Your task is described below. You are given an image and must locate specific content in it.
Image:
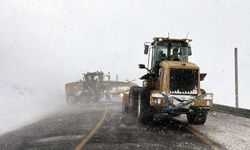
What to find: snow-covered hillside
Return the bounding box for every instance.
[0,81,66,136]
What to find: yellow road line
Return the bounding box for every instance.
[184,125,221,150]
[74,110,107,150]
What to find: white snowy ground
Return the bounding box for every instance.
[179,111,250,150]
[0,81,67,136]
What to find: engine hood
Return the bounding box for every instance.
[160,61,199,70]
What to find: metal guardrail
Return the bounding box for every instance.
[211,104,250,119]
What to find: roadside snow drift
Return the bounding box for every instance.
[0,81,66,136]
[179,111,250,150]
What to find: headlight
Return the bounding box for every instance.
[203,93,213,100]
[151,92,165,105]
[152,92,164,98]
[157,98,163,104]
[151,97,164,105]
[120,93,124,97]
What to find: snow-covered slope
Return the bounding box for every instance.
[0,81,66,136]
[178,111,250,150]
[193,111,250,150]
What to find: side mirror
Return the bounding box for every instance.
[144,44,149,54]
[188,47,192,56]
[200,73,207,81]
[138,64,146,69]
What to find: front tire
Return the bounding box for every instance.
[187,108,208,125]
[200,89,206,95]
[137,88,153,124]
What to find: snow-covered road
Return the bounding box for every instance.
[1,81,250,149]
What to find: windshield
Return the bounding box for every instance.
[155,46,190,62]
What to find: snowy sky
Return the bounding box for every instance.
[0,0,250,108]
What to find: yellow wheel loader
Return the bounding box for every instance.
[122,37,213,125]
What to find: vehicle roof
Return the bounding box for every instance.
[151,37,192,45]
[84,71,104,76]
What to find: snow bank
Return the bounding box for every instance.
[179,111,250,150]
[0,81,67,136]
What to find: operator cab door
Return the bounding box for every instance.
[144,44,161,72]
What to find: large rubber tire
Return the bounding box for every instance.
[137,88,153,124]
[200,89,206,95]
[128,86,141,115]
[66,96,78,105]
[187,109,208,125]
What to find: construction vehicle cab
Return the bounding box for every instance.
[123,37,213,125]
[144,37,192,71]
[83,71,104,83]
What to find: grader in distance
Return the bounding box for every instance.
[122,37,213,125]
[65,71,135,104]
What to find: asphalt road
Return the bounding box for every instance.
[0,100,212,150]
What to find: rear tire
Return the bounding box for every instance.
[66,96,78,105]
[137,88,153,124]
[187,108,208,125]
